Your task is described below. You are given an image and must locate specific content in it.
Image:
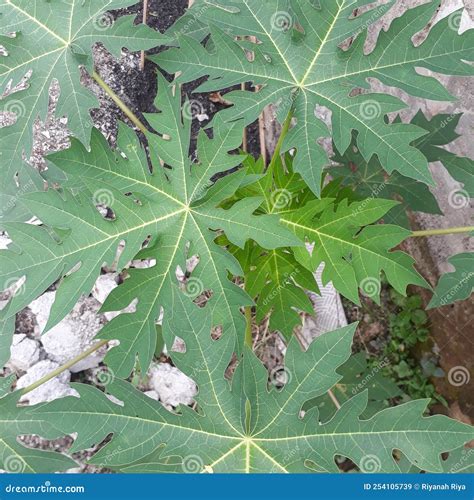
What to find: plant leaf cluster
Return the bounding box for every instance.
[0,0,473,474]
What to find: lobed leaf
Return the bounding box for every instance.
[9,287,473,473]
[0,0,169,223]
[0,77,299,376]
[154,0,473,196]
[428,252,474,308]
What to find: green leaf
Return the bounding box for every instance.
[0,0,169,223]
[442,447,474,474]
[154,1,473,196]
[220,155,319,338]
[0,76,300,376]
[305,352,403,421]
[18,288,474,473]
[221,153,428,326]
[0,374,15,398]
[410,111,474,197]
[330,111,457,228]
[428,253,474,308]
[279,197,430,305]
[247,247,317,339]
[0,316,15,368]
[0,392,76,473]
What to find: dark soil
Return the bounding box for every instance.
[91,0,262,160]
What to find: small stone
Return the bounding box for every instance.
[144,390,159,401]
[16,360,77,405]
[7,334,41,372]
[29,292,106,372]
[92,274,118,304]
[148,363,197,407]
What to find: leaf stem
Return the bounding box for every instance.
[266,109,293,173]
[411,226,474,238]
[244,307,253,348]
[92,70,148,135]
[21,340,109,396]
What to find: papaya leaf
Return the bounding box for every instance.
[154,0,473,196]
[218,155,320,339]
[280,197,430,305]
[305,352,403,422]
[410,111,474,197]
[330,111,461,228]
[0,76,300,377]
[0,0,170,223]
[15,288,474,473]
[220,153,428,332]
[428,252,474,308]
[0,392,76,473]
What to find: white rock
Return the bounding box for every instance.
[148,363,197,407]
[29,292,106,372]
[0,234,11,250]
[28,292,56,333]
[130,259,156,269]
[7,334,40,372]
[91,271,138,321]
[16,360,77,405]
[92,274,118,305]
[144,390,159,401]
